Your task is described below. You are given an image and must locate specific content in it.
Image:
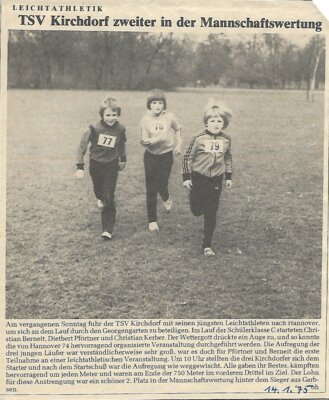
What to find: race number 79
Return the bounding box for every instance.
[98,134,116,148]
[204,139,223,153]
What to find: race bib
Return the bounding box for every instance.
[204,139,223,153]
[151,122,165,135]
[97,134,116,148]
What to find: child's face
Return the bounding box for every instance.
[206,116,224,134]
[150,100,164,116]
[103,107,118,126]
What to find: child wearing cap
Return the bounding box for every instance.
[140,89,182,232]
[182,99,233,256]
[75,96,127,240]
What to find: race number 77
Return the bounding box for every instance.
[97,134,116,148]
[103,136,112,146]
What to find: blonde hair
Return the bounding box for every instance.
[99,96,121,118]
[203,98,232,129]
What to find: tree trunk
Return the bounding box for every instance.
[308,51,321,102]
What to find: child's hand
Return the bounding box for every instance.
[119,161,126,171]
[183,180,193,190]
[174,145,181,155]
[225,180,232,189]
[142,138,158,146]
[143,134,166,146]
[75,170,84,179]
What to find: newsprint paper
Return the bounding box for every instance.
[1,0,329,399]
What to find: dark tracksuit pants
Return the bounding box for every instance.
[190,171,223,248]
[89,158,119,234]
[144,150,173,223]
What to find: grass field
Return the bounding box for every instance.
[5,88,324,319]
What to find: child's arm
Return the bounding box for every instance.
[182,135,198,189]
[174,128,182,155]
[140,118,153,146]
[140,123,163,146]
[172,114,183,155]
[224,141,233,189]
[118,129,127,171]
[75,128,92,179]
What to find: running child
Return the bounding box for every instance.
[75,96,127,240]
[182,100,233,256]
[140,89,182,231]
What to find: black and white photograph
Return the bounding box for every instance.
[2,0,329,398]
[5,28,325,320]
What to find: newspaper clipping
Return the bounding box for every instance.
[1,0,328,398]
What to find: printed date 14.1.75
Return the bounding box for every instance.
[264,384,319,394]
